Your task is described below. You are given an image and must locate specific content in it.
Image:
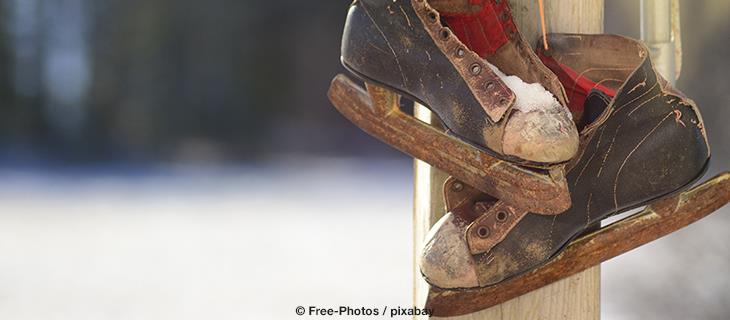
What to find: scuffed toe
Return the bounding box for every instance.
[502,104,579,163]
[419,213,479,289]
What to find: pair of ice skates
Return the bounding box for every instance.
[328,0,729,316]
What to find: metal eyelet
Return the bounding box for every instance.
[440,28,450,39]
[428,11,438,22]
[477,226,491,238]
[486,81,495,90]
[496,211,508,222]
[456,47,466,57]
[470,63,482,75]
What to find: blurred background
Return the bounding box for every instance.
[0,0,727,319]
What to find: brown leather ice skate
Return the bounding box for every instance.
[328,0,580,214]
[340,0,577,165]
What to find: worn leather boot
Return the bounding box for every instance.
[420,34,711,289]
[341,0,579,166]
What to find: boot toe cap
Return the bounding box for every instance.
[502,106,579,163]
[419,213,479,289]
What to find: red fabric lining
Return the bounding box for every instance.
[538,53,617,113]
[440,0,516,57]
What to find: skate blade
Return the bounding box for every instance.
[425,171,730,317]
[328,74,571,215]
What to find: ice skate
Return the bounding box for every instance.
[328,0,579,213]
[420,34,728,316]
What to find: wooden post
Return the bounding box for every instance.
[414,1,604,319]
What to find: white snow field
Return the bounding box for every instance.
[0,159,727,320]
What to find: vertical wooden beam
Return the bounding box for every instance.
[413,108,450,316]
[414,1,604,319]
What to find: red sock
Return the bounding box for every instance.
[439,0,517,57]
[439,0,616,114]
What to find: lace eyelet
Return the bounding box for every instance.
[440,29,450,39]
[496,211,508,222]
[477,226,490,238]
[428,11,438,22]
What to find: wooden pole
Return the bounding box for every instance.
[414,1,604,319]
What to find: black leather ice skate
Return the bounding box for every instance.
[421,34,713,290]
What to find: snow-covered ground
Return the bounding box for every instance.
[0,159,727,320]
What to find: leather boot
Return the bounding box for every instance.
[341,0,579,165]
[420,34,711,289]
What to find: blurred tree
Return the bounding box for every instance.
[81,0,366,162]
[0,0,48,152]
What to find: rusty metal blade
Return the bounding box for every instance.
[328,74,571,214]
[426,172,730,317]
